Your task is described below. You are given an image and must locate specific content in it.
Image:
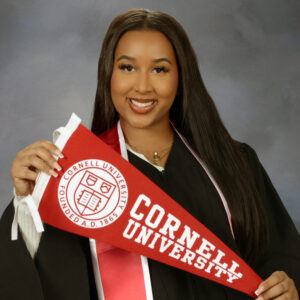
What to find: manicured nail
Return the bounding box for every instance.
[255,286,264,296]
[49,169,58,177]
[53,162,62,171]
[54,150,64,159]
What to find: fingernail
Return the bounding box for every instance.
[49,170,58,177]
[255,286,263,296]
[54,150,64,159]
[53,162,62,171]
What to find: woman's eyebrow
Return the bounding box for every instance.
[116,55,172,64]
[116,55,135,62]
[153,58,172,64]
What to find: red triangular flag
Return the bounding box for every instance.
[34,113,261,298]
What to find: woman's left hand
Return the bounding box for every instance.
[255,271,299,300]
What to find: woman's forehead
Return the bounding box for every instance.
[114,30,176,62]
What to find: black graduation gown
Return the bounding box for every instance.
[0,135,299,299]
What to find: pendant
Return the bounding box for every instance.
[153,151,161,165]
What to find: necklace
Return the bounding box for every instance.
[127,140,174,166]
[152,146,172,165]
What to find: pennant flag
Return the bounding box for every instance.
[25,113,261,298]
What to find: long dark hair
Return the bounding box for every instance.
[91,8,268,264]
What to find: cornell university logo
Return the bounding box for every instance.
[58,159,128,228]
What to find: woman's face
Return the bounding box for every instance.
[110,30,179,131]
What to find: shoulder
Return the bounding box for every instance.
[237,141,258,156]
[235,141,261,168]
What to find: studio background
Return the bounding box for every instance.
[0,0,299,229]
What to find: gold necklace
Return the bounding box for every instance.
[152,146,172,165]
[127,141,174,166]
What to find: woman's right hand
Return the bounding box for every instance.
[10,140,64,196]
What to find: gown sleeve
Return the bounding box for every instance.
[241,143,300,291]
[0,201,45,299]
[0,200,98,300]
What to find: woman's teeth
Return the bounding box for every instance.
[130,99,155,108]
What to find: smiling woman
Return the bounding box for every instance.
[1,7,300,300]
[110,30,178,166]
[111,30,178,126]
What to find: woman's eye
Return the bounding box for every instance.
[153,66,169,73]
[118,64,134,72]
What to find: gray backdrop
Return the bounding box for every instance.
[0,0,299,229]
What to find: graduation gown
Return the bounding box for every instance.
[1,134,299,299]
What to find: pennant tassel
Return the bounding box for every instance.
[11,195,44,240]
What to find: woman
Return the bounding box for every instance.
[1,8,299,300]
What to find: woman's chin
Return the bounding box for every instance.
[123,119,154,130]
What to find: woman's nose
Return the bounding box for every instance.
[134,71,153,94]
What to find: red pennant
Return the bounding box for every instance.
[37,114,261,298]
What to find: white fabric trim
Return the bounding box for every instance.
[53,113,82,149]
[11,194,44,240]
[89,239,105,300]
[141,256,154,300]
[173,128,235,238]
[12,191,42,257]
[117,121,128,160]
[118,121,154,300]
[11,113,82,241]
[33,113,81,207]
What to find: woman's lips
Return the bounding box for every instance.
[127,97,157,114]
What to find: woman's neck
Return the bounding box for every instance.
[120,119,174,167]
[121,120,174,149]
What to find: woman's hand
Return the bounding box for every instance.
[255,271,299,300]
[10,140,63,196]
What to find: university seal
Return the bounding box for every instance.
[57,159,128,228]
